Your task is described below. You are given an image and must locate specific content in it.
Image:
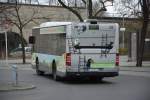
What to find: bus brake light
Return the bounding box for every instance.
[66,53,71,66]
[115,53,119,66]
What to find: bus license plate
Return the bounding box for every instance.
[89,69,99,71]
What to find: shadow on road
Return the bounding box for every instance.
[62,79,114,85]
[39,74,115,85]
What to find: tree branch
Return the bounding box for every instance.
[58,0,83,22]
[81,0,86,4]
[14,5,23,28]
[94,1,107,17]
[22,9,36,27]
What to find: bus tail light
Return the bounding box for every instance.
[66,53,71,66]
[115,53,119,66]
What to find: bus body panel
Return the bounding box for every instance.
[31,21,119,78]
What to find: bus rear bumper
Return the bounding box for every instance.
[66,71,119,78]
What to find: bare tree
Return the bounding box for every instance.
[2,1,38,64]
[58,0,113,21]
[115,0,141,17]
[137,0,150,66]
[115,0,150,67]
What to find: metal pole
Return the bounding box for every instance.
[5,31,8,65]
[128,32,132,61]
[122,14,126,48]
[12,65,18,86]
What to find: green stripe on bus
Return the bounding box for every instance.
[91,63,115,68]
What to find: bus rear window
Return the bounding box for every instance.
[89,25,99,30]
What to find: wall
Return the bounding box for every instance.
[10,5,86,41]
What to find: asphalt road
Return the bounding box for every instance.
[0,65,150,100]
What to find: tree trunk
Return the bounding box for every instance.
[136,0,149,67]
[20,29,26,64]
[87,0,93,19]
[136,19,148,67]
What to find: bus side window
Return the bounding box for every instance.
[29,36,35,44]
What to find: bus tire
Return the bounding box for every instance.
[36,58,44,75]
[52,61,60,81]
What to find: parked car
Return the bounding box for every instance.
[10,47,31,58]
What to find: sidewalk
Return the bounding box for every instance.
[0,59,31,65]
[0,59,35,91]
[0,59,32,70]
[120,56,150,72]
[0,59,31,69]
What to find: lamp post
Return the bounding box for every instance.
[0,30,8,65]
[5,31,8,65]
[122,14,126,48]
[0,18,11,66]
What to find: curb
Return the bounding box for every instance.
[0,82,36,92]
[120,69,150,73]
[119,66,150,73]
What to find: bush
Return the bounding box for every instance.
[119,48,128,55]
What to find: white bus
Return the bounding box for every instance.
[29,20,119,81]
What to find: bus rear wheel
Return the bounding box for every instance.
[36,58,44,75]
[52,61,60,81]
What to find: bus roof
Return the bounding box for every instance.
[40,22,72,28]
[33,21,119,29]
